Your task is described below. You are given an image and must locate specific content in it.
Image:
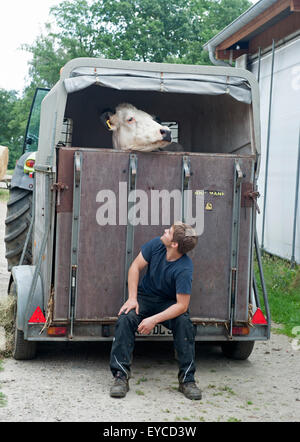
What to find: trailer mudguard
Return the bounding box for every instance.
[11,266,44,331]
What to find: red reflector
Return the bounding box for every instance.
[47,327,67,336]
[252,307,267,325]
[29,172,34,178]
[28,306,46,323]
[26,159,35,168]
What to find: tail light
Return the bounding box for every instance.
[47,327,67,337]
[232,326,250,335]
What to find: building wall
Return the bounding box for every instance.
[251,36,300,263]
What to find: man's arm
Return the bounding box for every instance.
[118,252,148,315]
[137,294,191,335]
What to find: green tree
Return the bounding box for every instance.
[25,0,251,88]
[0,86,39,168]
[0,89,23,168]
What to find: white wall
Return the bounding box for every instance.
[251,37,300,263]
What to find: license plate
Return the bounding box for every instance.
[136,324,173,337]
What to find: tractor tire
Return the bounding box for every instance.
[221,341,255,360]
[5,187,33,271]
[9,282,37,360]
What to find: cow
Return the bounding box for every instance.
[100,103,172,152]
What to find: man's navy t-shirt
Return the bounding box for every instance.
[138,236,193,301]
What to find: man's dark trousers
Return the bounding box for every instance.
[110,293,196,383]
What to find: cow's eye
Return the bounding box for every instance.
[127,117,134,123]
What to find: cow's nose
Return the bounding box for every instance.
[160,129,172,142]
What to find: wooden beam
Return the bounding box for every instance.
[290,0,300,11]
[217,0,290,50]
[216,49,248,60]
[249,12,300,53]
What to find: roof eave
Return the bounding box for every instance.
[203,0,279,51]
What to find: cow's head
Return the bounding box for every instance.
[100,103,172,152]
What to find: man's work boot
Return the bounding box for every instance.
[110,371,129,398]
[179,381,202,400]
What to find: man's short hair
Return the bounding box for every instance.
[172,221,198,255]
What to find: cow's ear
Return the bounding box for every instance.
[99,108,115,131]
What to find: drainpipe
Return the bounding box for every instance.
[207,44,231,67]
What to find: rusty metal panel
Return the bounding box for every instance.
[55,148,74,213]
[54,212,72,320]
[53,147,74,320]
[54,148,254,324]
[54,148,129,320]
[132,152,183,259]
[75,150,129,320]
[187,155,254,321]
[184,155,233,320]
[235,158,255,321]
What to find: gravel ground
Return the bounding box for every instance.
[0,200,300,422]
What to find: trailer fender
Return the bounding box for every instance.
[11,265,44,331]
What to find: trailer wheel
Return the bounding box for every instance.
[9,282,37,360]
[221,341,254,360]
[5,187,33,271]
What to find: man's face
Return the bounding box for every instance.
[161,226,174,247]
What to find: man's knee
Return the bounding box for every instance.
[116,310,140,330]
[171,313,195,337]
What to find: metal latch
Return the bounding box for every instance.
[51,182,69,206]
[246,190,260,213]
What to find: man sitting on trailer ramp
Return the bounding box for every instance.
[109,221,202,400]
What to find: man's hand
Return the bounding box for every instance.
[118,299,139,316]
[138,317,157,335]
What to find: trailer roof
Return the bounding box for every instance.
[62,60,253,104]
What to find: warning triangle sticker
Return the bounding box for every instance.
[252,307,267,325]
[28,306,46,323]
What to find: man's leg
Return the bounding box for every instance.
[110,309,141,379]
[109,294,154,397]
[109,310,141,398]
[163,312,202,400]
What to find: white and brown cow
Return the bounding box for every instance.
[101,103,172,152]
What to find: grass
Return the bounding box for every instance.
[135,389,145,396]
[0,391,6,407]
[254,254,300,337]
[136,376,148,385]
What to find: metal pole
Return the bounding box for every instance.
[261,39,276,251]
[255,230,271,339]
[257,47,261,84]
[291,126,300,268]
